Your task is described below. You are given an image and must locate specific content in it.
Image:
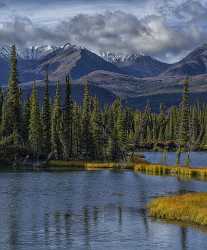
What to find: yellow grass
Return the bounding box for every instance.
[148,193,207,226]
[47,161,207,180]
[47,160,134,170]
[134,163,207,180]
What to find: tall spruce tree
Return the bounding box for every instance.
[116,106,127,158]
[91,97,103,160]
[191,105,200,146]
[107,126,120,160]
[51,81,62,159]
[72,104,82,158]
[158,104,167,143]
[81,81,93,159]
[2,45,22,142]
[42,71,51,155]
[62,75,73,159]
[29,83,42,156]
[22,97,31,143]
[178,78,190,149]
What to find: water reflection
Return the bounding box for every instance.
[0,171,206,250]
[144,151,207,167]
[180,227,188,250]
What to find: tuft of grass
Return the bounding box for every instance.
[134,163,207,180]
[148,193,207,226]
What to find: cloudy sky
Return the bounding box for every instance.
[0,0,207,62]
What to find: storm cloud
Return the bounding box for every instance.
[1,0,207,62]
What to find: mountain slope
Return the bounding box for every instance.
[0,45,123,85]
[2,44,207,110]
[21,81,116,107]
[102,52,170,77]
[162,44,207,76]
[0,57,9,84]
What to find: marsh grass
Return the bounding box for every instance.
[47,160,135,170]
[47,161,207,181]
[148,193,207,226]
[134,163,207,180]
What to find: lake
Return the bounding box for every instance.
[144,151,207,167]
[0,170,207,250]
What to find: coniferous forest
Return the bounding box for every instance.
[1,45,207,164]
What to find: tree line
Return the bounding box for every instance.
[0,45,206,163]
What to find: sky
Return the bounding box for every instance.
[0,0,207,62]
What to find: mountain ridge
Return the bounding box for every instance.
[1,43,207,109]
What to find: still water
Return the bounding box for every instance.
[0,170,207,250]
[144,151,207,167]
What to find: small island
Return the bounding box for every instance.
[148,192,207,226]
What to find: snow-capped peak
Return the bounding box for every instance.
[0,45,60,60]
[100,51,146,63]
[0,43,82,60]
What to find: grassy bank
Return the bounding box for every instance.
[48,161,207,178]
[35,160,207,181]
[134,163,207,180]
[47,160,135,170]
[148,193,207,226]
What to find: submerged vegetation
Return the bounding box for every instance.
[1,45,207,165]
[148,193,207,226]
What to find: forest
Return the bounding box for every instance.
[0,45,206,164]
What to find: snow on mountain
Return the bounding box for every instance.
[101,51,170,77]
[100,51,145,64]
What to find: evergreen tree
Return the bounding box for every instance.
[138,104,151,146]
[62,75,73,159]
[91,97,103,160]
[106,128,120,161]
[22,97,31,143]
[72,104,82,158]
[158,104,167,143]
[42,71,51,155]
[51,81,62,159]
[116,106,127,158]
[191,105,200,146]
[2,45,22,142]
[178,78,190,149]
[28,83,42,156]
[81,81,93,159]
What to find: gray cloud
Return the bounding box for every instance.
[55,9,207,62]
[173,0,207,19]
[0,2,6,8]
[1,2,207,62]
[0,16,65,47]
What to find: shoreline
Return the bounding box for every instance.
[2,160,207,181]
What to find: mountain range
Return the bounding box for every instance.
[1,43,207,110]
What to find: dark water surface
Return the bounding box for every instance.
[0,170,207,250]
[144,151,207,167]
